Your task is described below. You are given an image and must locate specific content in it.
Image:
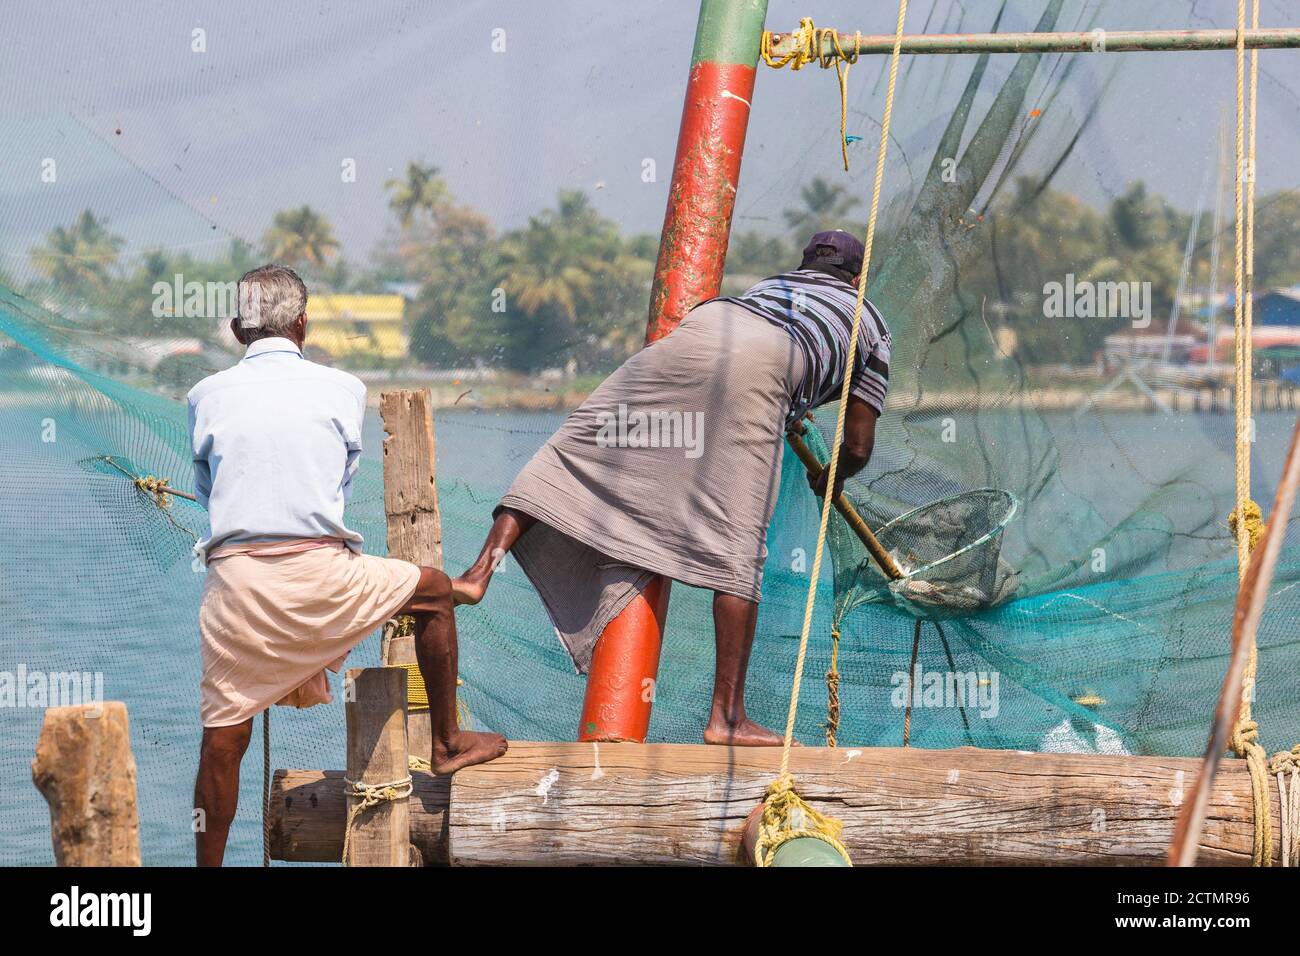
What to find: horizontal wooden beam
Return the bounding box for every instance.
[269,741,1280,866]
[765,27,1300,58]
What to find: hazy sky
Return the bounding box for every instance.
[1,0,1297,280]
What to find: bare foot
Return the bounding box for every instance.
[450,573,487,606]
[432,730,508,774]
[703,718,789,747]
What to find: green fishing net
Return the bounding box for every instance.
[1,1,1298,866]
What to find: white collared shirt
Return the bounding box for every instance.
[187,337,367,562]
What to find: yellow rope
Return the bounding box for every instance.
[341,773,412,863]
[754,0,909,869]
[133,474,174,507]
[761,18,863,171]
[902,619,922,746]
[392,662,472,775]
[392,662,471,727]
[1227,500,1265,552]
[754,774,853,866]
[1224,0,1297,867]
[824,627,841,747]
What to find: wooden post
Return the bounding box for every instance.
[379,388,442,571]
[379,388,443,764]
[343,667,412,866]
[31,702,141,866]
[270,741,1280,866]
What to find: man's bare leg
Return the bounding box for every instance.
[402,566,508,773]
[703,593,786,746]
[451,507,536,605]
[194,718,253,866]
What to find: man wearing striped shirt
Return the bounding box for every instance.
[453,229,888,747]
[719,229,890,501]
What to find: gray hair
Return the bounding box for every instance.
[237,265,307,334]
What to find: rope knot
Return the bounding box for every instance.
[754,773,851,867]
[342,774,413,863]
[1271,745,1300,776]
[134,475,173,507]
[1227,499,1265,551]
[761,18,867,171]
[765,773,796,801]
[1231,717,1260,755]
[345,775,413,811]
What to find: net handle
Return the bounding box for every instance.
[787,425,903,580]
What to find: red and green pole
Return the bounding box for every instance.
[646,0,770,343]
[577,0,769,743]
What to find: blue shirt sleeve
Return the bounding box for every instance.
[187,396,213,511]
[339,383,365,503]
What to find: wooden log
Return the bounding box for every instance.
[270,769,450,864]
[31,702,141,866]
[344,668,412,866]
[270,741,1280,866]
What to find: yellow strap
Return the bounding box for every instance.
[754,0,909,868]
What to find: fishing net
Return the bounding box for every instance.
[2,0,1299,866]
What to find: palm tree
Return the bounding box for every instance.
[30,210,124,296]
[782,176,862,236]
[385,161,449,229]
[493,190,624,370]
[261,206,340,268]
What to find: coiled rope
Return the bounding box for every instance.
[761,18,864,171]
[753,0,909,868]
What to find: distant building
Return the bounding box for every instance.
[1256,287,1300,327]
[307,294,407,361]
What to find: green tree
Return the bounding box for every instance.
[726,230,792,279]
[261,206,340,269]
[1251,191,1300,291]
[30,210,124,300]
[491,190,649,372]
[403,203,498,367]
[783,176,862,236]
[385,160,449,230]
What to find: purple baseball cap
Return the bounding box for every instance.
[801,229,865,276]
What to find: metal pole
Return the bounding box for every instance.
[765,26,1300,58]
[578,0,769,744]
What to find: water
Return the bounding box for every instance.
[1,403,1295,865]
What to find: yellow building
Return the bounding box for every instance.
[307,294,407,360]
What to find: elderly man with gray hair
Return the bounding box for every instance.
[186,264,506,866]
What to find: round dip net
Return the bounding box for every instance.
[858,488,1020,618]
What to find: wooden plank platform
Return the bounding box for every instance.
[269,741,1278,866]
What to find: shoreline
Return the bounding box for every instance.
[363,380,1300,415]
[3,372,1296,416]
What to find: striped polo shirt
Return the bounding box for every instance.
[717,269,891,425]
